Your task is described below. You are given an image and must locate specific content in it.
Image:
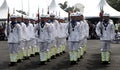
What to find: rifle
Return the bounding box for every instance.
[67,12,71,39]
[100,20,103,36]
[37,8,40,37]
[7,8,10,37]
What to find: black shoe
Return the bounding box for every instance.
[60,52,63,55]
[56,54,60,57]
[23,56,27,60]
[47,59,50,62]
[39,61,46,65]
[101,61,110,64]
[23,56,30,60]
[80,56,83,59]
[35,52,39,55]
[63,51,66,53]
[84,51,87,54]
[70,61,77,65]
[51,55,56,59]
[77,58,80,62]
[26,56,30,60]
[17,59,22,63]
[30,54,35,57]
[9,62,17,66]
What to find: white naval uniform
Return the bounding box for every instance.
[35,22,51,61]
[96,19,115,62]
[17,22,26,60]
[8,23,21,62]
[96,19,115,52]
[24,23,31,57]
[49,20,58,57]
[81,20,89,53]
[68,22,84,61]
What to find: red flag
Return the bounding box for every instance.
[99,10,104,18]
[99,7,104,21]
[99,6,104,18]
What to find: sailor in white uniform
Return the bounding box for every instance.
[96,13,115,64]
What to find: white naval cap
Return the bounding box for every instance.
[29,17,36,20]
[34,17,38,21]
[70,13,76,17]
[55,16,59,19]
[76,12,83,16]
[103,13,110,16]
[50,13,55,16]
[41,14,50,18]
[24,16,30,19]
[60,17,65,20]
[10,14,21,18]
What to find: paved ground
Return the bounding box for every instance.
[0,40,120,70]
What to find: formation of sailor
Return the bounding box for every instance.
[7,12,68,66]
[96,13,115,64]
[7,12,116,66]
[7,14,38,66]
[67,12,89,64]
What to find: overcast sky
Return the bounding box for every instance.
[0,0,99,17]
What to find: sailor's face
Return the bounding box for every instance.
[76,16,80,21]
[71,16,76,21]
[79,15,83,20]
[41,18,45,22]
[103,16,109,21]
[17,17,21,22]
[24,19,29,23]
[46,18,49,21]
[11,18,16,22]
[50,16,55,20]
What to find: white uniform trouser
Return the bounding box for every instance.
[68,41,79,61]
[8,43,18,62]
[101,40,111,52]
[82,38,87,46]
[62,38,67,46]
[36,38,40,52]
[56,38,62,53]
[18,41,25,59]
[39,42,49,61]
[51,39,57,56]
[24,40,31,57]
[30,38,36,54]
[39,42,49,52]
[8,43,18,54]
[68,41,79,51]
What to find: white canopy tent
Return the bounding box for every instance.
[0,0,26,20]
[0,0,8,20]
[84,0,120,18]
[49,0,68,18]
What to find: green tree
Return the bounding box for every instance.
[107,0,120,11]
[59,1,74,13]
[59,1,68,10]
[16,10,27,15]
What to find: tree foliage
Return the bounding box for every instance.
[59,1,74,13]
[107,0,120,11]
[16,10,27,15]
[59,1,68,10]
